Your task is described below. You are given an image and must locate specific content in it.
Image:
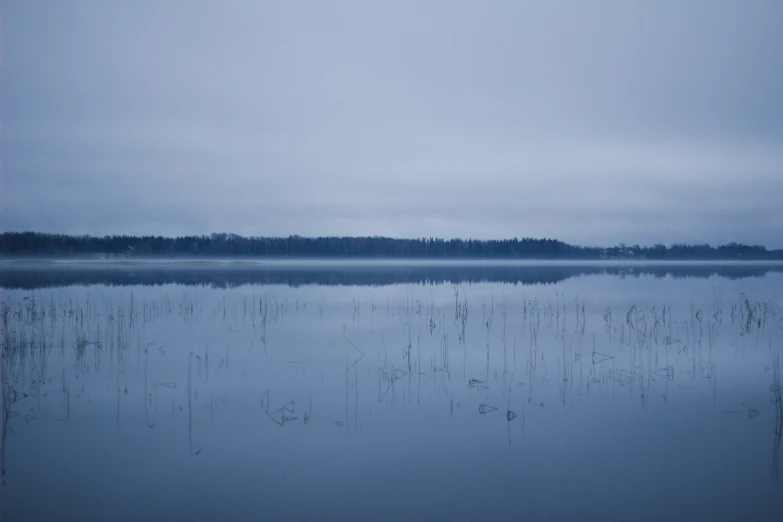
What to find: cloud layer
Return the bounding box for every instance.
[2,1,782,246]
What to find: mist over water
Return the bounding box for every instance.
[1,264,782,521]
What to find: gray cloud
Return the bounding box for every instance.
[2,0,782,247]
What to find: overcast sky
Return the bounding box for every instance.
[2,1,782,247]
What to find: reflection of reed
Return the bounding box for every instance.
[772,353,782,480]
[144,346,155,429]
[188,351,201,456]
[1,353,6,484]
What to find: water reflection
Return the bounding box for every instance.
[1,270,782,521]
[1,260,783,289]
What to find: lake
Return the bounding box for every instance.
[1,261,782,521]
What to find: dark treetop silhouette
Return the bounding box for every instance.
[1,232,782,260]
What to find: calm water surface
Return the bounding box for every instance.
[1,262,782,521]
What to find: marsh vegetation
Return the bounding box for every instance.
[1,265,782,521]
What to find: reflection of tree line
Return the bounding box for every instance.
[1,263,783,289]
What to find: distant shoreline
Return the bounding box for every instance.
[2,232,782,261]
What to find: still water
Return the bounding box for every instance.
[1,262,782,521]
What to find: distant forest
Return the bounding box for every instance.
[0,232,781,260]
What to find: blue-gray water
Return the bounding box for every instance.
[1,262,782,521]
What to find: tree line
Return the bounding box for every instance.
[0,232,781,260]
